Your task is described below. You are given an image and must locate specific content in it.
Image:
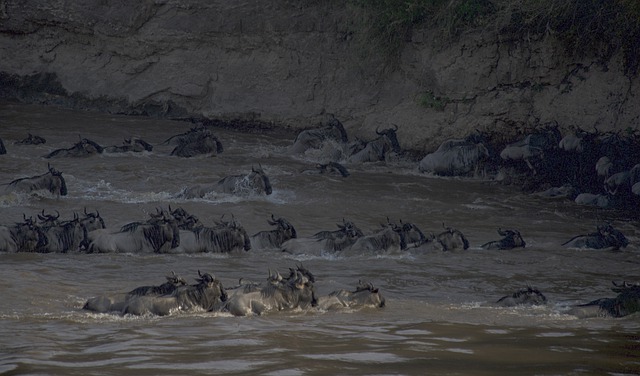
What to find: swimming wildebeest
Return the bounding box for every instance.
[0,215,44,252]
[481,228,526,250]
[0,164,67,197]
[180,165,272,198]
[14,133,46,145]
[348,125,402,163]
[104,137,153,153]
[78,208,106,233]
[289,116,348,155]
[562,223,629,250]
[167,206,201,230]
[496,287,547,307]
[316,280,386,311]
[280,219,365,255]
[436,224,470,251]
[223,267,318,316]
[568,281,640,318]
[36,213,88,253]
[250,215,297,251]
[418,133,490,176]
[342,219,427,255]
[87,212,180,253]
[83,271,188,313]
[121,271,228,316]
[0,138,5,154]
[45,137,104,158]
[170,129,223,157]
[171,216,251,253]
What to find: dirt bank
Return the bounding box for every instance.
[1,0,638,152]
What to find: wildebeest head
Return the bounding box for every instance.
[169,206,201,230]
[327,117,349,143]
[375,124,401,153]
[268,214,297,240]
[217,216,251,251]
[286,264,316,284]
[482,228,526,250]
[287,270,318,307]
[392,220,428,249]
[598,223,629,250]
[79,207,106,232]
[611,280,640,293]
[37,209,60,226]
[197,270,228,303]
[436,224,470,251]
[44,164,67,196]
[353,280,386,308]
[15,214,46,252]
[496,287,547,307]
[250,166,272,195]
[126,137,154,152]
[14,133,46,145]
[81,138,103,153]
[142,210,181,250]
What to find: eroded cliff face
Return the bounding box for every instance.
[0,0,637,151]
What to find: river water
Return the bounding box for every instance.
[0,102,639,375]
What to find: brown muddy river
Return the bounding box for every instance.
[1,102,639,375]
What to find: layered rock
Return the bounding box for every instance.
[0,0,637,152]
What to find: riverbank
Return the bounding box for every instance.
[1,0,638,152]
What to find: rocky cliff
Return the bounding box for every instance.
[1,0,638,152]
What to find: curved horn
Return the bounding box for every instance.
[376,126,383,135]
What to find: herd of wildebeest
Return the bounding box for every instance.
[0,116,639,319]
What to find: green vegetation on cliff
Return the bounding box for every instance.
[351,0,640,75]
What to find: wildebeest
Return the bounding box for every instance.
[250,215,297,251]
[562,223,629,250]
[301,162,350,177]
[0,138,5,154]
[281,219,364,255]
[83,271,188,313]
[348,125,402,163]
[78,208,106,232]
[37,213,88,253]
[0,164,67,197]
[500,125,561,164]
[568,281,640,318]
[223,267,317,316]
[418,133,490,176]
[14,133,46,145]
[87,215,180,253]
[312,219,364,241]
[168,206,201,230]
[289,116,348,155]
[0,215,44,252]
[435,224,470,251]
[496,287,547,307]
[45,137,104,158]
[170,128,223,157]
[171,217,251,253]
[104,137,153,153]
[342,219,427,254]
[316,280,386,311]
[603,163,640,196]
[181,166,272,198]
[122,271,228,316]
[574,192,612,208]
[481,228,526,250]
